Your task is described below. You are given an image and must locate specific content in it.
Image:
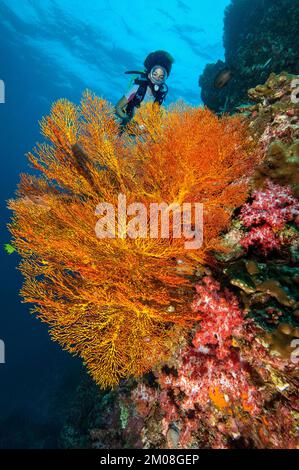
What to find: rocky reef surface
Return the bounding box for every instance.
[59,72,299,449]
[199,0,299,113]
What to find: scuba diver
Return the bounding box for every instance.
[115,50,174,130]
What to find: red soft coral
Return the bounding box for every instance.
[131,273,298,449]
[239,180,299,254]
[158,348,262,415]
[241,180,299,229]
[191,276,244,358]
[240,224,280,253]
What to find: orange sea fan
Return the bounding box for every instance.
[8,91,259,388]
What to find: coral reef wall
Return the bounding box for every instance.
[7,10,299,445]
[8,98,258,389]
[126,73,299,449]
[199,0,299,113]
[59,72,299,450]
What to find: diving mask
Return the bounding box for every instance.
[149,65,167,88]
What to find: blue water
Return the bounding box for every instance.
[0,0,229,448]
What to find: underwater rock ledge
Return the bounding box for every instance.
[199,0,299,113]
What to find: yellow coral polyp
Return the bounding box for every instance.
[8,91,259,388]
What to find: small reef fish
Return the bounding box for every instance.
[214,67,233,89]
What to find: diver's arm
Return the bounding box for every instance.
[115,95,129,119]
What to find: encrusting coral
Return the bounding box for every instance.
[253,140,299,196]
[7,92,258,388]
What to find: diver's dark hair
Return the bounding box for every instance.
[144,50,174,76]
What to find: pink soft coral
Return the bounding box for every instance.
[191,276,244,358]
[240,224,280,253]
[131,278,298,448]
[240,180,299,254]
[158,348,262,415]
